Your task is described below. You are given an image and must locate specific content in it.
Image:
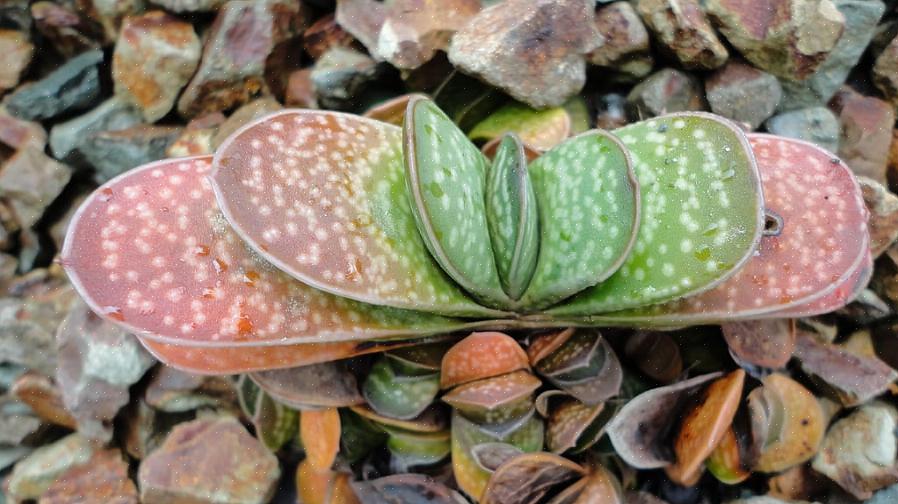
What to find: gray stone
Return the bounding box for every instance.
[636,0,728,69]
[626,68,707,119]
[5,50,103,121]
[0,147,72,229]
[868,484,898,504]
[0,445,32,472]
[589,2,654,78]
[49,97,143,162]
[782,0,886,109]
[0,395,41,444]
[311,47,382,110]
[56,300,156,442]
[0,284,77,377]
[765,106,841,152]
[78,124,183,183]
[5,433,95,502]
[706,61,782,129]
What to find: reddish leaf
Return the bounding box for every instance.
[296,460,359,504]
[442,370,541,425]
[721,320,796,369]
[441,332,530,389]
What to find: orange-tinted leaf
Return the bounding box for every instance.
[752,373,825,473]
[482,452,585,504]
[722,320,796,369]
[301,408,342,471]
[441,332,530,389]
[546,399,605,454]
[528,329,574,368]
[443,370,541,425]
[250,362,364,409]
[363,94,428,126]
[296,460,360,504]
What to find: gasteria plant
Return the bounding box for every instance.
[60,96,870,375]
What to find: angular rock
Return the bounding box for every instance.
[626,68,706,119]
[138,416,280,504]
[31,1,103,58]
[706,61,782,129]
[859,176,898,257]
[165,112,225,158]
[0,146,71,229]
[765,106,841,152]
[0,29,33,92]
[5,49,103,121]
[49,97,143,162]
[874,32,898,111]
[285,68,317,108]
[5,433,95,502]
[144,366,237,413]
[0,283,76,376]
[782,0,886,109]
[588,2,654,78]
[636,0,728,69]
[0,395,42,445]
[113,11,201,122]
[448,0,603,109]
[76,0,147,42]
[177,0,307,118]
[830,86,895,183]
[310,47,381,110]
[303,13,356,60]
[812,401,898,499]
[705,0,846,81]
[210,97,281,150]
[79,124,182,183]
[56,301,156,442]
[149,0,225,12]
[0,109,47,151]
[39,449,138,504]
[10,372,77,429]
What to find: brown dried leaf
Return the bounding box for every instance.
[482,452,586,504]
[721,320,796,369]
[250,361,364,409]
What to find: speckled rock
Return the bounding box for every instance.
[0,282,76,376]
[5,49,102,121]
[113,11,200,122]
[79,124,182,183]
[149,0,225,12]
[782,0,885,109]
[310,47,381,110]
[636,0,728,69]
[765,106,841,152]
[210,97,282,149]
[705,0,846,81]
[49,97,143,162]
[5,433,95,502]
[830,86,895,183]
[56,300,156,442]
[176,0,308,118]
[0,146,71,228]
[589,2,654,78]
[0,29,33,93]
[626,68,706,119]
[138,416,280,504]
[448,0,603,109]
[706,61,782,129]
[38,449,138,504]
[859,176,898,257]
[76,0,146,42]
[31,1,103,57]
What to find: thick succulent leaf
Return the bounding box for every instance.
[793,330,897,407]
[469,102,572,151]
[363,357,440,420]
[210,110,499,317]
[592,134,868,324]
[706,428,751,485]
[485,133,539,300]
[384,428,451,468]
[536,331,623,405]
[350,404,447,433]
[623,331,683,384]
[546,465,623,504]
[546,399,605,454]
[340,409,388,464]
[404,96,509,307]
[441,332,530,389]
[250,361,363,409]
[751,373,825,473]
[442,370,541,425]
[452,411,545,500]
[296,461,360,504]
[351,474,468,504]
[528,329,575,368]
[607,373,721,469]
[481,452,585,504]
[386,341,452,374]
[552,113,763,315]
[768,249,872,318]
[255,391,299,452]
[665,370,745,486]
[471,443,524,472]
[721,320,796,370]
[363,93,427,126]
[60,156,478,356]
[301,408,342,471]
[521,131,639,309]
[236,374,261,418]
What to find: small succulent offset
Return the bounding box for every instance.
[60,95,870,375]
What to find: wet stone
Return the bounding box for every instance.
[79,124,183,184]
[31,1,104,58]
[5,49,103,121]
[0,29,34,93]
[830,86,896,183]
[706,61,782,130]
[138,416,280,504]
[0,146,72,229]
[636,0,728,70]
[705,0,846,81]
[588,2,654,79]
[5,433,95,502]
[49,97,143,163]
[38,448,138,504]
[765,106,841,152]
[859,176,898,257]
[448,0,603,109]
[113,10,201,122]
[310,47,382,110]
[626,68,706,119]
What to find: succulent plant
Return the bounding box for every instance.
[59,96,869,376]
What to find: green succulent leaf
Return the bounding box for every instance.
[442,370,542,425]
[384,427,451,467]
[363,356,441,420]
[550,113,764,315]
[339,408,389,464]
[469,101,571,151]
[521,131,639,309]
[485,134,540,300]
[255,392,299,452]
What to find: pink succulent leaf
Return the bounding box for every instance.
[211,109,502,317]
[60,155,471,353]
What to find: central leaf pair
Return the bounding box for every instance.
[404,98,639,310]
